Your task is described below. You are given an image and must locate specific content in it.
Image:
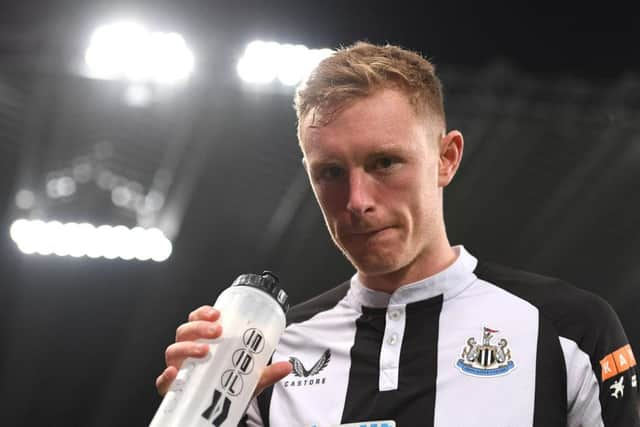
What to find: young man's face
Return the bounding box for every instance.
[300,88,455,280]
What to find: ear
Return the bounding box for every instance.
[438,130,464,187]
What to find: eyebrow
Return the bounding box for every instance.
[364,143,415,160]
[368,145,406,156]
[306,158,342,171]
[306,144,410,168]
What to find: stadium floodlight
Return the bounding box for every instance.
[9,219,173,262]
[84,22,194,84]
[276,43,310,86]
[236,40,281,84]
[46,176,77,199]
[237,40,333,86]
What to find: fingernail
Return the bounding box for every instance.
[208,325,218,335]
[207,307,217,317]
[198,343,209,352]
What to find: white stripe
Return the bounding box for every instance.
[269,298,360,427]
[434,279,538,426]
[559,336,604,427]
[379,304,406,391]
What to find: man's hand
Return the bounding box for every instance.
[155,305,292,397]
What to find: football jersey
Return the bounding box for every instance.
[243,246,640,426]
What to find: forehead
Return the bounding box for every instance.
[300,89,426,156]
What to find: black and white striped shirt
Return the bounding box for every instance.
[245,246,639,426]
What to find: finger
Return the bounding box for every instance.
[176,320,222,342]
[156,366,178,396]
[165,341,209,369]
[254,361,292,397]
[188,305,220,322]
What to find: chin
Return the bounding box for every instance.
[344,248,404,277]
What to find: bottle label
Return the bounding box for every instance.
[200,327,266,426]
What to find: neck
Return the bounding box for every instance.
[358,239,458,294]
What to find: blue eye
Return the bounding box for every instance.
[376,157,394,169]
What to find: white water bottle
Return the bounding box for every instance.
[149,271,289,427]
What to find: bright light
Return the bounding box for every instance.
[276,43,309,86]
[12,219,45,254]
[112,185,133,207]
[130,226,151,261]
[237,40,281,84]
[9,219,173,262]
[46,176,77,199]
[147,228,173,262]
[237,40,333,86]
[84,22,194,84]
[45,221,65,256]
[15,189,35,210]
[124,84,152,107]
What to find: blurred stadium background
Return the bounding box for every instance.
[0,1,639,426]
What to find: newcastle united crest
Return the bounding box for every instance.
[456,327,516,377]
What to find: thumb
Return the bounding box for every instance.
[254,361,292,397]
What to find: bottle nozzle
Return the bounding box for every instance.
[261,270,279,283]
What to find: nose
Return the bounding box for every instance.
[346,169,375,216]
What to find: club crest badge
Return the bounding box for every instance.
[456,327,516,377]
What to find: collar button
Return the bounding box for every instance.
[388,309,402,320]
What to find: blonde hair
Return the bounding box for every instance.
[294,41,445,135]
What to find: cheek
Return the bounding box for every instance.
[314,185,345,215]
[390,180,433,225]
[312,188,343,230]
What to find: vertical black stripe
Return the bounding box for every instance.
[532,315,567,426]
[252,354,275,427]
[256,370,273,427]
[341,295,443,425]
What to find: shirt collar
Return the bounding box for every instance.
[346,245,478,309]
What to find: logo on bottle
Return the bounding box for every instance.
[243,328,265,353]
[201,327,266,425]
[201,389,231,426]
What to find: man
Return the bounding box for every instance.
[156,42,640,426]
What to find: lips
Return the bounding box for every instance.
[345,226,393,238]
[352,228,385,236]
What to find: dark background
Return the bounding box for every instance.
[1,2,639,426]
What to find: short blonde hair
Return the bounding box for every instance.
[294,41,445,135]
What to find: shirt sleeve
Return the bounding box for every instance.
[564,294,640,426]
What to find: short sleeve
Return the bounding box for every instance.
[567,294,640,426]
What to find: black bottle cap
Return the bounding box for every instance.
[232,270,290,314]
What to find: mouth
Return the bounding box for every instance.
[347,226,394,239]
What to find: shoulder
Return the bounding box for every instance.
[474,260,627,354]
[286,280,351,326]
[474,260,612,317]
